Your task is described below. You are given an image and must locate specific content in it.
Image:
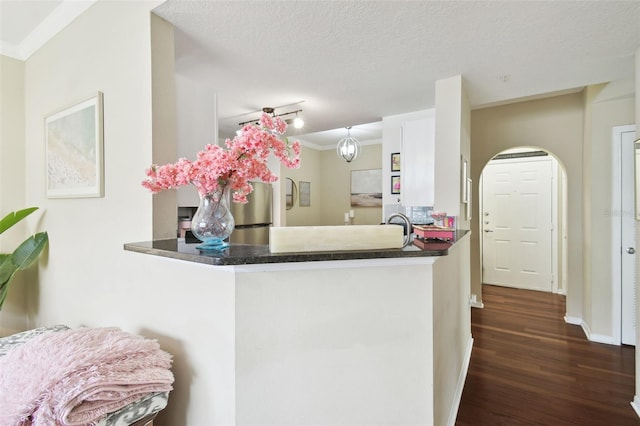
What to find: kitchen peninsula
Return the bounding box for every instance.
[124,231,466,266]
[124,231,472,426]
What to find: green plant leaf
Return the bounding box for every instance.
[12,232,48,271]
[0,207,38,235]
[0,256,18,311]
[0,282,9,311]
[0,254,16,285]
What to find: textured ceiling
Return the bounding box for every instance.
[2,1,638,146]
[153,0,639,145]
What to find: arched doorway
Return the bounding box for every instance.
[479,147,568,294]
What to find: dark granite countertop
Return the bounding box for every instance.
[124,231,468,266]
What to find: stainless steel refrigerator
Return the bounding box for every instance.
[229,181,272,245]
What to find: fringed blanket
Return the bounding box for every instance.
[0,327,174,426]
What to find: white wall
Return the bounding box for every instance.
[14,2,239,424]
[432,233,471,426]
[24,0,158,323]
[582,79,635,341]
[235,263,435,425]
[0,55,30,334]
[434,75,471,229]
[634,46,640,415]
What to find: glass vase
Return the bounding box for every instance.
[191,186,235,251]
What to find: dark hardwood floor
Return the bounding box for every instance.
[456,284,638,426]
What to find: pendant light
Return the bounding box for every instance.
[336,127,360,163]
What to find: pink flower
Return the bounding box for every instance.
[142,113,301,203]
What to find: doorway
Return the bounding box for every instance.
[481,149,566,294]
[612,124,636,346]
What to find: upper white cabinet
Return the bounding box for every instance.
[401,115,435,206]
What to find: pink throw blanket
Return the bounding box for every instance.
[0,327,174,426]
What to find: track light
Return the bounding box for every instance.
[239,108,304,129]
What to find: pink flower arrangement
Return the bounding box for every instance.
[142,113,301,203]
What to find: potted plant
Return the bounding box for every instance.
[0,207,48,310]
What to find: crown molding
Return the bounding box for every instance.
[0,0,98,61]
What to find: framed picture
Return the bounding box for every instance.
[466,178,472,220]
[391,175,401,194]
[391,152,401,172]
[285,177,296,210]
[299,181,311,207]
[46,92,104,198]
[350,169,382,207]
[461,157,468,203]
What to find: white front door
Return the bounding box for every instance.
[482,156,553,292]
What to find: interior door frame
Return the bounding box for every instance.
[611,124,637,346]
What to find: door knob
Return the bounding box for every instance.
[627,247,635,254]
[484,229,494,233]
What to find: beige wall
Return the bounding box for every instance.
[284,143,383,226]
[471,85,636,342]
[321,144,383,226]
[0,55,29,334]
[282,145,323,226]
[150,13,178,240]
[471,93,585,318]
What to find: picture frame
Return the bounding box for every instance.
[461,156,468,203]
[391,152,401,172]
[391,175,401,194]
[466,178,472,220]
[635,139,640,220]
[46,92,104,198]
[299,181,311,207]
[285,177,296,210]
[350,169,382,207]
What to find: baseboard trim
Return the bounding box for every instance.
[447,335,474,426]
[586,332,615,345]
[564,315,582,325]
[631,396,640,418]
[565,316,616,345]
[580,320,592,340]
[470,301,484,309]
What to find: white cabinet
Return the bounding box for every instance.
[401,116,435,206]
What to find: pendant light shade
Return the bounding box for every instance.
[337,127,360,163]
